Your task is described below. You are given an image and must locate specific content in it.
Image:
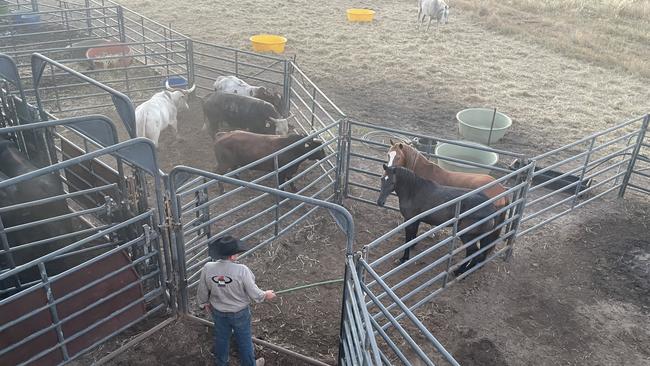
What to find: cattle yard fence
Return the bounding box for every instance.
[0,115,172,365]
[0,0,649,365]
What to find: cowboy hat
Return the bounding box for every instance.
[208,235,248,259]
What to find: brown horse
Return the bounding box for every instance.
[387,140,509,207]
[386,140,510,263]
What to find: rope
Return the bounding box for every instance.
[275,278,344,295]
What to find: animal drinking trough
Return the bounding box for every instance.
[346,8,375,22]
[250,34,287,54]
[457,107,512,145]
[10,11,41,31]
[510,159,593,194]
[86,44,133,69]
[165,75,188,89]
[435,141,499,174]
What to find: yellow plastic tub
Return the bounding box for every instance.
[250,34,287,54]
[346,8,375,22]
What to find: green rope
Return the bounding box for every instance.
[275,278,344,295]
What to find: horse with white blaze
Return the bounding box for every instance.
[135,81,196,147]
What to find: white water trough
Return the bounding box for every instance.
[435,141,499,174]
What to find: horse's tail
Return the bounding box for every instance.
[481,196,510,257]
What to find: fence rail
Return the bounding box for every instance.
[0,114,171,365]
[1,1,649,364]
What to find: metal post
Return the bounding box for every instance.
[334,118,346,204]
[38,262,70,362]
[504,159,536,260]
[185,39,194,91]
[163,26,170,77]
[443,201,461,286]
[201,178,211,240]
[0,217,22,292]
[337,255,352,364]
[167,175,190,314]
[63,9,72,44]
[161,194,178,313]
[50,64,62,113]
[310,87,317,130]
[139,17,148,65]
[282,60,292,117]
[572,137,596,208]
[234,51,239,78]
[85,0,92,36]
[342,119,352,199]
[273,155,280,236]
[101,2,108,38]
[619,113,649,198]
[116,6,126,43]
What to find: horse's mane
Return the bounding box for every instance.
[394,166,434,191]
[402,143,420,169]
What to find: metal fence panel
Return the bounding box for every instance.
[517,114,649,237]
[0,127,172,365]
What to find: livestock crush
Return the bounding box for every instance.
[0,0,649,365]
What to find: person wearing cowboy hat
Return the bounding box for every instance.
[197,235,275,366]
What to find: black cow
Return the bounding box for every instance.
[213,130,326,192]
[202,92,291,137]
[0,136,73,294]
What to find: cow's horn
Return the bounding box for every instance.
[165,79,175,91]
[184,83,196,95]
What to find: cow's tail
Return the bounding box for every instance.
[200,96,209,132]
[477,197,510,262]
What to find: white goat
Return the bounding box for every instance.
[418,0,449,31]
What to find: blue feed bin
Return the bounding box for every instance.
[165,76,188,89]
[11,11,41,32]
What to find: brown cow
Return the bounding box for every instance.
[213,130,326,193]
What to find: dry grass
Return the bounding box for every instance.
[455,0,650,77]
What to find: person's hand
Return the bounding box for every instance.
[264,290,276,301]
[203,303,212,314]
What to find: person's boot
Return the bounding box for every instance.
[255,358,265,366]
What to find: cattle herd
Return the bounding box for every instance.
[135,75,316,192]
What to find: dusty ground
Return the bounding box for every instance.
[84,196,650,366]
[65,0,650,365]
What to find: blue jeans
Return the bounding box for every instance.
[212,306,255,366]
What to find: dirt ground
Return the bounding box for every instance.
[68,0,650,365]
[86,196,650,366]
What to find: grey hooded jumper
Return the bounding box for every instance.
[197,260,266,313]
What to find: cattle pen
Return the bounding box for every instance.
[0,0,649,365]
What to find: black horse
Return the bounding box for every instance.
[377,164,500,276]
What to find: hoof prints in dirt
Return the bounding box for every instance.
[593,237,650,308]
[453,338,508,366]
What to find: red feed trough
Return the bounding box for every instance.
[85,44,133,69]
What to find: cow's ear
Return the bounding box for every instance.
[398,143,403,149]
[389,139,394,145]
[265,122,270,128]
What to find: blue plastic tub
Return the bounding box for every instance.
[164,76,188,89]
[11,11,41,31]
[12,12,40,24]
